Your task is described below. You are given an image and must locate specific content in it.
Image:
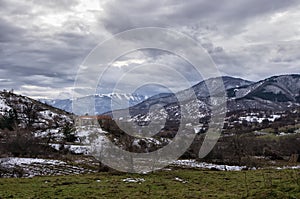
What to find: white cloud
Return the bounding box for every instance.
[17,85,74,99]
[112,59,146,68]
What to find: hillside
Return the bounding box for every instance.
[227,74,300,111]
[112,74,300,121]
[0,90,73,131]
[0,90,76,158]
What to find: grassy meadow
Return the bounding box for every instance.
[0,168,299,199]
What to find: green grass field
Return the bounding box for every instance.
[0,169,299,199]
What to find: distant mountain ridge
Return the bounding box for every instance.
[41,93,147,115]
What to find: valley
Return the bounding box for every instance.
[0,74,299,198]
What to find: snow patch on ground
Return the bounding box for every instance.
[0,157,65,167]
[239,114,281,123]
[122,178,145,183]
[174,177,188,183]
[172,159,248,171]
[276,165,300,170]
[173,159,300,171]
[0,98,11,114]
[49,144,91,155]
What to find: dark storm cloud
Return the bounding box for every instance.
[0,0,105,98]
[99,0,300,82]
[101,0,299,33]
[0,0,299,98]
[29,0,79,11]
[0,18,26,42]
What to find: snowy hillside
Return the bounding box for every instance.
[182,76,253,98]
[230,75,300,101]
[0,90,73,135]
[107,75,300,126]
[227,74,300,111]
[121,76,251,115]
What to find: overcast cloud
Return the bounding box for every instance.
[0,0,300,99]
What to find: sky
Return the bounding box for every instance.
[1,0,300,99]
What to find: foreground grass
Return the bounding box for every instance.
[0,169,299,199]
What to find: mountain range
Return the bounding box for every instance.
[34,74,300,119]
[41,93,147,115]
[106,74,300,122]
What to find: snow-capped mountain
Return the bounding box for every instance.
[41,93,147,115]
[109,75,300,122]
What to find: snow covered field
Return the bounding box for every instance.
[1,157,300,178]
[0,157,95,178]
[171,159,249,171]
[0,157,65,166]
[172,159,300,171]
